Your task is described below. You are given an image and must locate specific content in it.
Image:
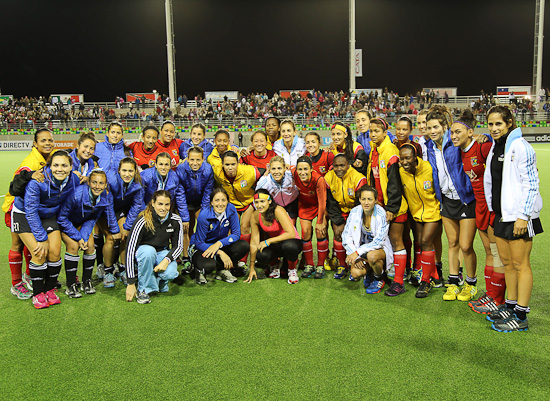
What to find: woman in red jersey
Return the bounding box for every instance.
[128,125,160,170]
[156,121,183,168]
[450,109,506,309]
[304,132,333,176]
[293,156,328,279]
[239,130,277,174]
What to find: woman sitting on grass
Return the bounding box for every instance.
[125,190,183,304]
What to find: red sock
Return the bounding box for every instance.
[403,236,412,270]
[420,250,435,283]
[302,240,314,266]
[240,234,251,263]
[413,243,422,270]
[23,246,31,275]
[317,239,329,267]
[333,240,347,268]
[288,259,298,270]
[491,271,506,305]
[393,250,407,285]
[484,265,494,298]
[9,250,23,286]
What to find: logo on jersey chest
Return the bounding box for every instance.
[423,181,431,190]
[470,156,478,167]
[172,149,178,156]
[319,166,326,173]
[380,160,386,169]
[240,180,247,188]
[348,188,354,196]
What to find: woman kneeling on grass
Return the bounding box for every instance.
[245,189,302,284]
[125,190,183,304]
[342,185,393,294]
[189,188,250,284]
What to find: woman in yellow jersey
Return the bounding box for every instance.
[207,130,240,172]
[398,144,442,299]
[213,150,261,275]
[3,128,55,300]
[329,121,368,175]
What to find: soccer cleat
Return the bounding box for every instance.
[232,263,248,278]
[457,284,477,302]
[471,300,500,314]
[430,277,445,288]
[415,281,432,298]
[45,289,60,305]
[10,282,32,300]
[366,279,385,294]
[491,314,528,332]
[486,305,514,323]
[103,273,116,288]
[301,265,315,278]
[348,274,357,282]
[269,268,281,279]
[323,258,332,271]
[408,269,422,287]
[215,269,237,283]
[194,272,208,285]
[96,263,105,279]
[458,271,464,286]
[363,274,373,288]
[22,273,33,290]
[288,269,299,284]
[443,284,460,301]
[255,268,266,280]
[333,266,347,279]
[384,281,405,297]
[65,283,82,299]
[181,258,192,274]
[81,279,96,294]
[32,293,50,309]
[314,266,325,279]
[469,292,493,308]
[136,290,151,304]
[119,271,128,285]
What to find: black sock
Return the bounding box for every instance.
[112,240,120,266]
[514,305,530,321]
[30,261,47,296]
[448,274,459,285]
[64,253,80,286]
[435,262,443,277]
[465,275,477,286]
[45,259,62,291]
[505,299,517,310]
[94,234,104,265]
[82,252,96,282]
[104,265,114,275]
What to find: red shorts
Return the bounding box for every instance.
[393,213,408,223]
[5,211,11,228]
[475,202,491,231]
[488,211,496,229]
[298,204,318,221]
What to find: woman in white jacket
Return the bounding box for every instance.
[342,185,393,294]
[483,105,543,332]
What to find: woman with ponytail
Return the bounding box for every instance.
[329,121,368,175]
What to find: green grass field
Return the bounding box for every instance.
[1,147,549,400]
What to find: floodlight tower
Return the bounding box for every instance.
[165,0,177,107]
[533,0,545,100]
[349,0,356,92]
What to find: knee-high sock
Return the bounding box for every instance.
[23,246,32,275]
[9,250,23,286]
[302,240,314,266]
[29,261,47,296]
[317,239,328,267]
[82,252,96,282]
[484,265,494,298]
[45,259,62,291]
[112,241,120,267]
[239,234,251,263]
[491,271,506,305]
[288,259,298,270]
[393,249,407,285]
[403,235,412,270]
[420,250,435,283]
[413,243,422,270]
[333,240,346,268]
[64,253,80,286]
[94,234,104,265]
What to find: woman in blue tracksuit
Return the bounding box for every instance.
[178,123,214,160]
[424,105,477,298]
[11,150,79,309]
[107,157,145,284]
[175,146,214,270]
[94,121,132,175]
[189,188,249,284]
[58,169,120,298]
[69,132,98,184]
[141,152,190,233]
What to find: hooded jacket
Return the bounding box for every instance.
[175,161,214,211]
[107,171,145,230]
[190,203,241,252]
[69,148,96,177]
[140,167,189,222]
[95,136,130,175]
[179,138,214,160]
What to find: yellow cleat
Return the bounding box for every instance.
[457,284,477,302]
[443,284,460,301]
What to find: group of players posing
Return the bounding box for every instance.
[4,104,542,333]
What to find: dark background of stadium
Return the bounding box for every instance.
[0,0,548,100]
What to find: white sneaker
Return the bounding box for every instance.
[215,269,237,283]
[269,268,280,279]
[288,269,299,284]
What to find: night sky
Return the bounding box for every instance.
[1,0,548,100]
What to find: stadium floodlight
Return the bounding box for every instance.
[153,89,158,114]
[165,0,177,109]
[349,0,356,92]
[533,0,545,100]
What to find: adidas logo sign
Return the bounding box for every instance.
[46,226,53,231]
[461,213,466,217]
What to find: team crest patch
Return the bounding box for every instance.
[240,180,247,188]
[348,188,354,196]
[423,181,431,190]
[172,149,178,156]
[209,224,213,230]
[380,160,386,169]
[320,166,326,173]
[471,156,478,167]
